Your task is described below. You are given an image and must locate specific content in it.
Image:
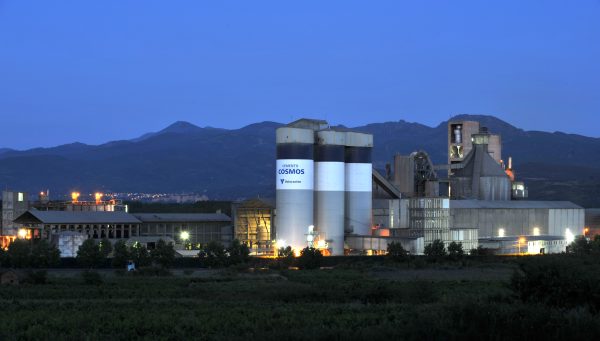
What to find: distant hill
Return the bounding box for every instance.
[0,115,598,207]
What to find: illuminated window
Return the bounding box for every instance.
[498,228,505,237]
[533,227,540,236]
[18,192,24,202]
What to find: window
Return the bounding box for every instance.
[18,192,24,202]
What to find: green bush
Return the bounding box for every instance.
[387,241,408,261]
[424,240,447,262]
[150,239,175,268]
[112,240,130,268]
[447,241,464,260]
[77,239,104,268]
[198,241,227,268]
[99,238,113,258]
[226,239,250,265]
[297,247,323,270]
[129,242,151,267]
[7,239,32,268]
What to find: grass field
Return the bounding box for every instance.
[1,257,600,340]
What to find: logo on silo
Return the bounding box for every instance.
[276,159,314,190]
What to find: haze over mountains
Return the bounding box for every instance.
[0,115,598,207]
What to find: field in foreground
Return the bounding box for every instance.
[1,257,600,340]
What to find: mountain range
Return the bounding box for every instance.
[0,115,598,207]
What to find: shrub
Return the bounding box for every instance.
[99,238,113,258]
[29,240,61,268]
[77,239,104,268]
[424,240,447,262]
[133,266,172,277]
[112,240,130,268]
[387,241,408,261]
[198,241,227,268]
[226,239,250,265]
[297,247,323,270]
[469,245,492,256]
[150,239,175,268]
[81,270,103,285]
[129,242,151,267]
[273,246,295,269]
[7,239,31,268]
[567,236,591,255]
[447,241,464,260]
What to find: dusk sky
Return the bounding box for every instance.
[1,1,599,149]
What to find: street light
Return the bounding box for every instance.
[180,231,190,241]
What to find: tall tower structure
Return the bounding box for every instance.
[344,132,373,237]
[314,131,346,255]
[275,119,374,256]
[275,127,315,252]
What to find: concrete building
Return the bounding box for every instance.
[2,191,29,237]
[450,200,584,239]
[448,120,502,166]
[13,210,142,240]
[133,213,232,247]
[231,199,274,255]
[585,209,600,237]
[449,132,512,201]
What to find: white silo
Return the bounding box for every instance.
[314,130,346,255]
[344,132,373,236]
[275,127,315,253]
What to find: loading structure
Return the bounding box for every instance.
[275,119,373,255]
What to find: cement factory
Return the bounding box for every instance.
[0,118,596,257]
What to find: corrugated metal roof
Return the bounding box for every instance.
[132,213,231,223]
[17,210,142,224]
[450,200,583,209]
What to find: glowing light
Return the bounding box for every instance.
[498,228,505,237]
[533,227,540,236]
[584,227,590,236]
[275,239,286,248]
[518,237,526,245]
[293,249,301,257]
[71,192,80,203]
[316,239,327,249]
[565,228,575,244]
[180,231,190,241]
[18,229,27,239]
[307,225,314,233]
[95,192,103,204]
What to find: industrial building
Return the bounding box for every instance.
[134,213,232,247]
[231,198,274,255]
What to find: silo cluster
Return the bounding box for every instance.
[275,120,373,256]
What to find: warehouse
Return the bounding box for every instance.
[133,213,232,247]
[450,200,584,239]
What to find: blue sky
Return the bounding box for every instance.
[1,0,599,149]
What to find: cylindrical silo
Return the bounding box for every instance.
[275,127,315,253]
[314,130,346,256]
[344,132,373,236]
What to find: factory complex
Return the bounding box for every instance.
[0,118,596,257]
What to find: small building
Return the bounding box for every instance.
[133,213,232,247]
[479,235,569,255]
[2,191,29,237]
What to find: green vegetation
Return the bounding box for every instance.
[1,255,600,339]
[3,239,60,268]
[386,241,408,261]
[424,239,447,261]
[296,247,323,269]
[76,239,104,268]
